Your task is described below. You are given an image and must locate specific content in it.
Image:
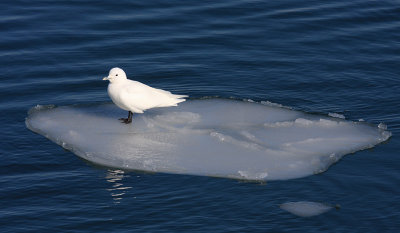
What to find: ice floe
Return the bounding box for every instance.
[26,99,391,180]
[280,201,337,217]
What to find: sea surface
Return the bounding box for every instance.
[1,0,400,232]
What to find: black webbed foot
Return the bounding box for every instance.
[119,111,133,124]
[119,118,132,124]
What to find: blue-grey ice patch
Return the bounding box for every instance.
[280,201,335,217]
[25,99,391,181]
[328,112,345,119]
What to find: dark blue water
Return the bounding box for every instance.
[1,0,400,232]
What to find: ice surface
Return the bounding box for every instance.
[280,201,334,217]
[328,112,345,119]
[25,99,391,180]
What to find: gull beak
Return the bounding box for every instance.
[103,76,110,81]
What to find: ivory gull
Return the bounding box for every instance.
[103,67,187,123]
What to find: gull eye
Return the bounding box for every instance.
[116,74,118,76]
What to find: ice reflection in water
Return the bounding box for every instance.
[105,169,132,203]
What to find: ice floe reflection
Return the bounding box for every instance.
[105,169,131,203]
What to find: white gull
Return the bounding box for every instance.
[103,67,187,123]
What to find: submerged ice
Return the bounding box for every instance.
[280,201,336,217]
[26,99,391,180]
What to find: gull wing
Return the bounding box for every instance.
[119,80,187,112]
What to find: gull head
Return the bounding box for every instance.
[103,67,127,83]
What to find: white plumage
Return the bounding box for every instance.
[103,67,187,123]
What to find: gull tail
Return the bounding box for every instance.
[173,94,189,99]
[170,94,188,105]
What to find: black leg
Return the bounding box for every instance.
[119,111,133,124]
[127,111,133,123]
